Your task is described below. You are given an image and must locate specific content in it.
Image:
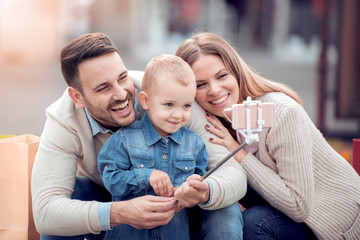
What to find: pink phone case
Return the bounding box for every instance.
[225,103,274,130]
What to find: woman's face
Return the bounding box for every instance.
[191,54,239,117]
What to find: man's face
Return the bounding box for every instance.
[76,52,136,129]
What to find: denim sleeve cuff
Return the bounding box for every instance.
[98,202,112,231]
[198,179,213,207]
[134,168,154,190]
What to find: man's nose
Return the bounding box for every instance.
[113,85,127,100]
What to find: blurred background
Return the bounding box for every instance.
[0,0,359,161]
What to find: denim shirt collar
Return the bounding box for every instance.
[141,112,182,146]
[85,108,113,136]
[85,98,141,136]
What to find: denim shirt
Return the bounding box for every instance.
[98,113,208,201]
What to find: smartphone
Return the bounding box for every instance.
[224,102,274,130]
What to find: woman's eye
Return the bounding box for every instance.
[219,73,227,79]
[119,74,127,81]
[196,83,206,88]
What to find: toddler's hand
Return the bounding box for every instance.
[150,170,174,197]
[175,201,184,213]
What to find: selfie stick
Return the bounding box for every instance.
[200,97,265,181]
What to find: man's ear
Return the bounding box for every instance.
[139,91,149,110]
[68,87,85,108]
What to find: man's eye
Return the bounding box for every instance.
[96,86,107,92]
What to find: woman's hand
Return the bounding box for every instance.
[173,187,185,213]
[205,113,239,152]
[174,174,210,207]
[205,112,248,163]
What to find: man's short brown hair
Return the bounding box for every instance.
[60,32,119,92]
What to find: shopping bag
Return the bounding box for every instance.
[353,139,360,175]
[0,134,40,240]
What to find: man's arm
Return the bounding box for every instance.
[32,96,176,236]
[31,111,104,235]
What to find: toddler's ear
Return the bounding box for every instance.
[139,91,149,110]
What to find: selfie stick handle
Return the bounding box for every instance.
[200,141,247,181]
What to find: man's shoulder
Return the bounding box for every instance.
[47,89,79,116]
[38,89,93,162]
[128,70,144,90]
[43,89,90,140]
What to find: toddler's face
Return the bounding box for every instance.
[145,75,196,138]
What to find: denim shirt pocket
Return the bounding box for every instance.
[130,154,155,169]
[126,142,154,168]
[173,159,196,186]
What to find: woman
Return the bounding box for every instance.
[176,32,360,240]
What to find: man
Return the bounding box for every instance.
[32,33,246,239]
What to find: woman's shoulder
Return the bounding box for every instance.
[258,92,306,121]
[258,92,300,109]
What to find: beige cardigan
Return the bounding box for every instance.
[241,92,360,240]
[31,71,247,236]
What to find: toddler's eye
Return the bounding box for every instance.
[165,103,173,107]
[184,104,192,109]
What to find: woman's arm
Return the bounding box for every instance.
[205,95,314,222]
[241,103,314,222]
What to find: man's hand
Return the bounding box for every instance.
[110,195,176,229]
[149,170,174,197]
[174,174,210,208]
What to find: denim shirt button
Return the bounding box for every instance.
[184,166,189,171]
[162,154,167,160]
[104,165,108,170]
[140,164,144,168]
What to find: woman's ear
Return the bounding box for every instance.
[68,87,85,108]
[139,91,149,110]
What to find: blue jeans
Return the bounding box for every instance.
[40,176,111,240]
[41,177,243,240]
[105,196,243,240]
[241,185,317,240]
[105,208,189,240]
[188,202,244,240]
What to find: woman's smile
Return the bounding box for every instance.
[209,93,230,106]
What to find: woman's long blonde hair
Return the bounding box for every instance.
[175,32,302,104]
